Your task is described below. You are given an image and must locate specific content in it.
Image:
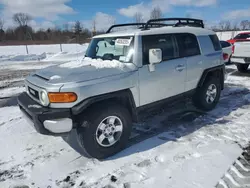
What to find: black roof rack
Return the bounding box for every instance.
[106,23,145,33]
[144,18,204,30]
[106,23,170,33]
[106,18,204,33]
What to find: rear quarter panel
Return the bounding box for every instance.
[196,35,223,84]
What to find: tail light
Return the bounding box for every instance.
[223,53,229,60]
[232,45,235,54]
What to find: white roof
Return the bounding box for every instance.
[94,26,215,38]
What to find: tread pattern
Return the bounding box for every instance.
[216,150,250,188]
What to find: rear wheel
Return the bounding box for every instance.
[237,64,249,72]
[77,103,132,159]
[193,77,221,111]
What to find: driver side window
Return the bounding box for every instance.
[142,34,178,65]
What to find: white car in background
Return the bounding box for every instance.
[220,40,233,64]
[231,40,250,72]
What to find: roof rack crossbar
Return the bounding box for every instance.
[106,23,171,33]
[144,18,204,30]
[106,23,145,33]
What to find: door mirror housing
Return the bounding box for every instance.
[148,48,162,72]
[149,48,162,64]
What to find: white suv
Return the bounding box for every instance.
[18,18,225,159]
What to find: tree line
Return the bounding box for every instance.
[212,20,250,31]
[0,11,250,45]
[0,13,100,45]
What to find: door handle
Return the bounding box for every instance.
[175,64,185,72]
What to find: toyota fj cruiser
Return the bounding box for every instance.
[18,18,225,159]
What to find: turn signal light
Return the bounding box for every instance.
[48,92,77,103]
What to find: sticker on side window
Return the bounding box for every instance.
[115,38,132,46]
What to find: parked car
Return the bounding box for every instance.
[231,40,250,72]
[227,32,250,44]
[17,18,225,159]
[220,40,233,64]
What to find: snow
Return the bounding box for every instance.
[0,43,89,63]
[28,105,42,109]
[50,75,61,80]
[0,87,25,98]
[1,42,250,187]
[0,71,250,187]
[59,57,125,69]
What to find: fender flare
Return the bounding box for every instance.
[71,89,138,121]
[198,64,225,89]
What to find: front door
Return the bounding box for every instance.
[138,34,187,106]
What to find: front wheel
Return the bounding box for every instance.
[193,77,221,111]
[77,103,132,159]
[237,64,249,72]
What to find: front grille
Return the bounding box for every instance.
[28,86,39,100]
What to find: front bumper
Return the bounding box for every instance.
[17,92,73,136]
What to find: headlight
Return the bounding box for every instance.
[40,90,49,106]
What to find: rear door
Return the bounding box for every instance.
[175,33,203,92]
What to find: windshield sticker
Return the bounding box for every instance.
[115,38,132,46]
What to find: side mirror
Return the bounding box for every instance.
[149,48,162,72]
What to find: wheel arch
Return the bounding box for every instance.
[71,89,138,123]
[198,65,225,90]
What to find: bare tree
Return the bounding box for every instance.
[224,21,231,30]
[218,21,232,31]
[74,21,82,34]
[0,19,4,41]
[150,7,163,19]
[74,21,82,43]
[218,21,225,30]
[92,19,97,36]
[232,21,239,31]
[240,20,249,30]
[13,13,32,27]
[134,12,144,23]
[63,23,69,32]
[0,19,4,30]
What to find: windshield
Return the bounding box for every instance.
[85,36,134,63]
[234,33,250,39]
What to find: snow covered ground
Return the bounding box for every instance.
[0,43,88,62]
[0,43,250,188]
[0,63,250,188]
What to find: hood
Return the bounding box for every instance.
[35,58,138,84]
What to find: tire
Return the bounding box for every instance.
[77,103,132,159]
[193,77,221,111]
[225,56,232,65]
[237,64,249,72]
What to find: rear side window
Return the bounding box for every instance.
[175,33,201,57]
[220,41,231,48]
[142,34,178,65]
[209,35,222,51]
[234,33,250,39]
